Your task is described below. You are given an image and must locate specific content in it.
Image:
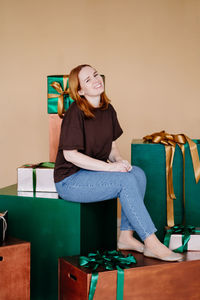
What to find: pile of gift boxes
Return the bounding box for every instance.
[15,75,200,252]
[17,75,74,197]
[1,74,199,300]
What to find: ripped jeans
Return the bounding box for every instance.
[55,166,157,241]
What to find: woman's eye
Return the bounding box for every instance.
[86,79,90,83]
[94,73,98,77]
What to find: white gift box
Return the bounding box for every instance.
[18,191,59,198]
[17,165,57,192]
[169,228,200,251]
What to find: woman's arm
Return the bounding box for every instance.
[108,141,132,171]
[108,141,123,162]
[63,149,128,172]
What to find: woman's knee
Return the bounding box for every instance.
[119,171,139,187]
[130,166,147,185]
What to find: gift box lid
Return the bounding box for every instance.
[131,138,200,145]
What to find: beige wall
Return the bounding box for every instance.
[1,0,200,188]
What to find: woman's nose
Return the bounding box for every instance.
[92,76,98,83]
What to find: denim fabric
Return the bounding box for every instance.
[55,166,157,241]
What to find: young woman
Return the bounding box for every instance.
[54,64,182,262]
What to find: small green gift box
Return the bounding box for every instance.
[47,75,74,117]
[47,74,105,118]
[131,137,200,241]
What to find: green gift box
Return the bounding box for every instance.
[0,184,116,300]
[47,75,74,115]
[131,139,200,241]
[47,74,105,116]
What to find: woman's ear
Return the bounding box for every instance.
[78,89,84,96]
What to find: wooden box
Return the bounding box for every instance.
[49,114,62,162]
[0,237,30,300]
[59,252,200,300]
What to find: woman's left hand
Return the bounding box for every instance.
[120,160,132,172]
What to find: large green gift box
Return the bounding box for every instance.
[131,139,200,241]
[0,185,116,300]
[47,75,74,115]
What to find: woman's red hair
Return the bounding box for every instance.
[68,64,110,118]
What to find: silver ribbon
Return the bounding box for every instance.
[0,212,7,241]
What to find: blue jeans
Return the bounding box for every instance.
[55,166,157,241]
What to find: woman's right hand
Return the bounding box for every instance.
[108,161,129,172]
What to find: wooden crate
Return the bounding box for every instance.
[0,237,30,300]
[59,251,200,300]
[49,114,62,162]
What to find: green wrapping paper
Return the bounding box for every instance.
[47,75,74,114]
[47,74,105,116]
[131,139,200,241]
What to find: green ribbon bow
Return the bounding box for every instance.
[24,162,55,193]
[79,250,136,300]
[164,225,200,253]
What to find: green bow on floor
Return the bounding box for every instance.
[164,225,200,253]
[80,250,136,300]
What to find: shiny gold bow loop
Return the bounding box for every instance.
[48,75,69,118]
[143,131,200,227]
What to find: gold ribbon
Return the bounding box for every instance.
[48,75,69,118]
[143,131,200,227]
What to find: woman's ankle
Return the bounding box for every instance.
[119,230,133,239]
[118,230,144,246]
[144,233,160,247]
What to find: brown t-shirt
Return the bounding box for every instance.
[54,102,123,183]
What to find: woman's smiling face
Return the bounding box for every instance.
[78,66,104,99]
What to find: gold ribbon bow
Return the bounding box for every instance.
[48,75,69,118]
[143,131,200,227]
